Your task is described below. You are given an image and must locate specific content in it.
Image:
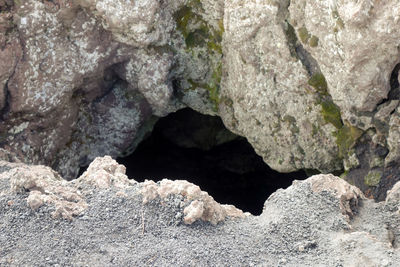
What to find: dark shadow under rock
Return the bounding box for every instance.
[117,108,308,215]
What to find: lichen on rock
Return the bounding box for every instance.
[219,0,342,173]
[0,0,400,202]
[171,0,224,114]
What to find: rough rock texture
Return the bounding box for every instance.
[386,181,400,213]
[0,161,87,220]
[306,174,364,219]
[218,0,400,195]
[0,159,399,265]
[220,0,341,173]
[286,0,400,198]
[141,179,246,225]
[1,0,400,197]
[0,0,226,180]
[289,0,400,117]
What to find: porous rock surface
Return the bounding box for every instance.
[220,0,341,173]
[1,0,400,197]
[0,157,399,265]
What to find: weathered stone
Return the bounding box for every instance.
[386,107,400,165]
[3,162,87,220]
[140,178,246,225]
[289,0,400,119]
[75,0,183,47]
[287,0,400,184]
[76,155,133,189]
[385,180,400,213]
[307,174,365,219]
[55,81,153,179]
[1,0,400,198]
[220,0,341,173]
[0,0,179,179]
[0,1,136,177]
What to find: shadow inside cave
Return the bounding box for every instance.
[117,108,308,215]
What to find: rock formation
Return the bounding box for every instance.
[0,0,399,199]
[1,0,400,264]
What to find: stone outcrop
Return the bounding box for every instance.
[0,0,400,197]
[0,0,225,180]
[220,0,341,173]
[386,180,400,213]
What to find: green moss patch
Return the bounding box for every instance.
[297,26,319,48]
[298,27,310,44]
[174,2,223,52]
[174,1,224,111]
[333,123,363,159]
[308,73,328,95]
[321,101,342,129]
[187,62,222,112]
[332,10,345,31]
[308,72,364,160]
[309,36,319,47]
[364,170,382,187]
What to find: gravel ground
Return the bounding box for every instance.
[0,160,399,266]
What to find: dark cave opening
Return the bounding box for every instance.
[117,108,308,215]
[388,63,400,100]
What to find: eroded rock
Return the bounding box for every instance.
[385,180,400,213]
[307,174,365,219]
[140,178,246,225]
[76,155,133,189]
[220,0,341,173]
[3,162,87,220]
[1,0,400,199]
[289,0,400,117]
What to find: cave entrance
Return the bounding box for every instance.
[117,108,308,215]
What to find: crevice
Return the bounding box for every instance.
[0,45,19,120]
[388,63,400,100]
[283,20,321,76]
[376,63,400,108]
[295,44,320,76]
[0,82,11,120]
